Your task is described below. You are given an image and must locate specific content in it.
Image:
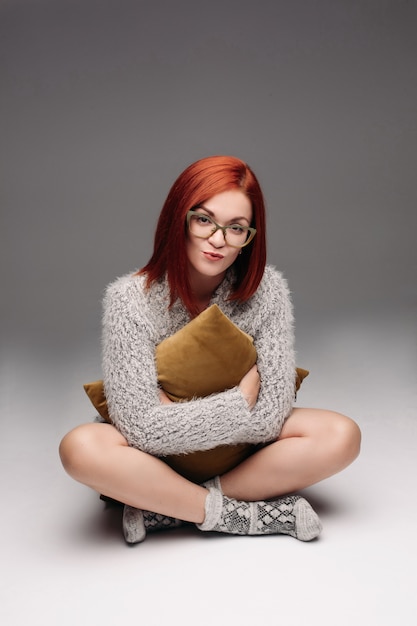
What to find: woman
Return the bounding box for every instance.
[59,155,361,544]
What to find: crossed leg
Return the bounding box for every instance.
[220,408,361,501]
[59,408,361,523]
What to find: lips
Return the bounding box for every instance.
[203,251,224,260]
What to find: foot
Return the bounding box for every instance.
[197,477,322,541]
[122,506,183,544]
[122,506,146,544]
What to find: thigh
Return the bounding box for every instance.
[279,407,356,441]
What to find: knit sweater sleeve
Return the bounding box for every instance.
[101,267,295,456]
[101,277,253,456]
[239,266,295,442]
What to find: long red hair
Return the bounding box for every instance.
[138,155,267,316]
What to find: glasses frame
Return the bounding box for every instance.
[186,209,257,248]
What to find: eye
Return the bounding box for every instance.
[195,214,212,225]
[228,224,246,234]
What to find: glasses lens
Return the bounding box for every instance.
[224,224,252,246]
[188,213,216,236]
[188,212,253,248]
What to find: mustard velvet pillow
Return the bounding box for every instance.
[156,304,257,401]
[84,304,308,482]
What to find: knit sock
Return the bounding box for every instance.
[122,505,182,544]
[143,511,183,533]
[197,476,322,542]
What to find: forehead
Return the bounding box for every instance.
[201,190,252,221]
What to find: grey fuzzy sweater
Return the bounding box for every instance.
[102,265,295,457]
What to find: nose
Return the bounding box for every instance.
[208,226,226,247]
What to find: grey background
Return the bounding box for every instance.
[2,0,416,346]
[1,1,416,625]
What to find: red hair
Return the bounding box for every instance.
[138,155,267,317]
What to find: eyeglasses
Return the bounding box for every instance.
[186,209,257,248]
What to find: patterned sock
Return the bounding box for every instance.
[197,476,322,542]
[122,505,182,544]
[143,511,183,533]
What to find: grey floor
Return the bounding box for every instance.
[1,309,416,626]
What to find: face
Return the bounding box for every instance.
[186,189,253,288]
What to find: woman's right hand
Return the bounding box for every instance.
[239,364,261,410]
[159,389,173,405]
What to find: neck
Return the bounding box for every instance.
[188,269,226,311]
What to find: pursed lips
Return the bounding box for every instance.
[203,251,224,260]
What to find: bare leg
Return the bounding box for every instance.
[59,423,207,523]
[59,409,360,541]
[220,408,361,501]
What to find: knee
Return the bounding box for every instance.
[330,413,361,466]
[59,425,96,481]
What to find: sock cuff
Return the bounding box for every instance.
[196,485,223,531]
[202,475,222,493]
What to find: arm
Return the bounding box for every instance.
[102,277,253,456]
[234,266,296,443]
[102,268,295,456]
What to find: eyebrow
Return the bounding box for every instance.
[196,205,251,224]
